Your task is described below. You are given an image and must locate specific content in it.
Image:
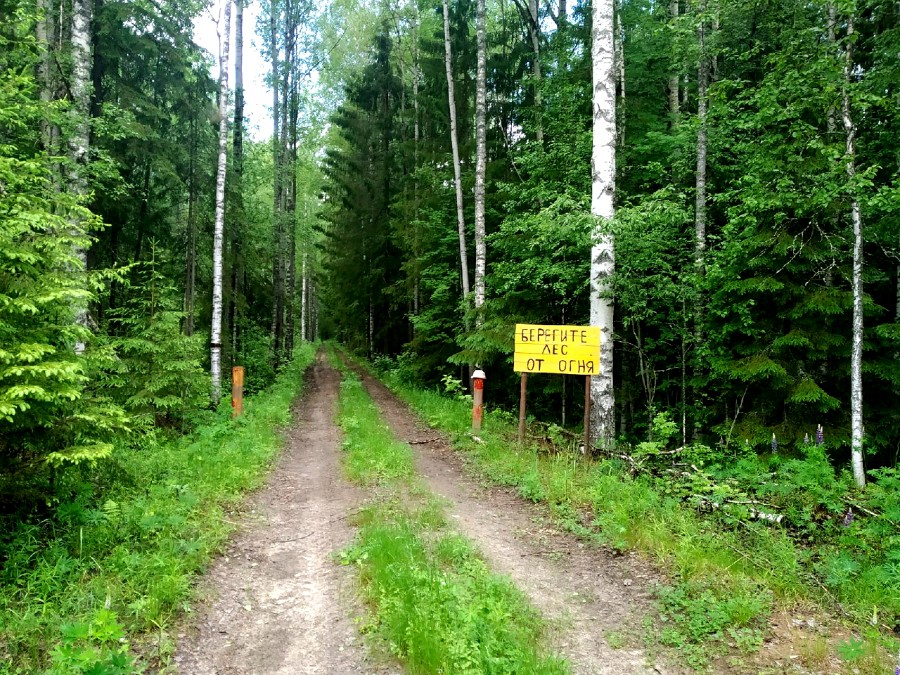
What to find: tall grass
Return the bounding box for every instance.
[335,362,568,674]
[369,363,897,672]
[0,344,317,674]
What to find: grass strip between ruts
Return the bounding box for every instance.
[331,351,568,674]
[0,344,317,674]
[359,356,897,673]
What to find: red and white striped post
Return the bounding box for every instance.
[471,368,486,432]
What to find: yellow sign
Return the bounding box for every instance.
[513,324,601,375]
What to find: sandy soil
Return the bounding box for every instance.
[174,355,395,675]
[353,367,681,675]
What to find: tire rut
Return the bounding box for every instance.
[354,368,681,675]
[174,355,395,675]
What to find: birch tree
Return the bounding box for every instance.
[210,0,232,402]
[669,0,679,123]
[269,0,284,360]
[230,0,244,357]
[590,0,617,447]
[695,0,708,264]
[473,0,487,321]
[70,0,94,353]
[442,0,471,302]
[842,12,865,488]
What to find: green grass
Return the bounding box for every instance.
[0,344,317,674]
[334,359,568,674]
[364,359,898,672]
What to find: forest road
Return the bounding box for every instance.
[174,354,395,675]
[353,365,682,675]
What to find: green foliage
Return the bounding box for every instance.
[102,244,207,427]
[0,17,126,473]
[49,609,134,675]
[343,513,568,675]
[337,371,413,484]
[0,345,315,672]
[374,365,900,667]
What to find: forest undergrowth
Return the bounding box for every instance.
[0,345,316,674]
[365,354,900,673]
[330,350,568,674]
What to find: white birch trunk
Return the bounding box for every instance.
[270,2,283,354]
[827,4,836,136]
[668,0,680,123]
[413,8,421,326]
[615,0,625,147]
[590,0,617,448]
[842,14,865,488]
[695,0,708,264]
[301,252,307,342]
[37,0,57,154]
[473,0,487,322]
[69,0,92,196]
[70,0,93,353]
[210,0,232,402]
[442,0,471,301]
[231,0,243,359]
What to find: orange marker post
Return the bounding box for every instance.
[471,369,486,432]
[232,366,245,418]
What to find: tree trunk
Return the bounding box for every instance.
[412,3,422,331]
[528,0,543,144]
[270,0,283,363]
[301,252,308,342]
[210,0,232,402]
[37,0,58,156]
[842,13,865,488]
[589,0,617,449]
[285,70,299,355]
[668,0,680,124]
[230,0,244,360]
[695,0,708,264]
[473,0,487,324]
[184,125,197,336]
[70,0,93,353]
[442,0,471,302]
[615,0,625,146]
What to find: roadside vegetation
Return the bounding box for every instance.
[366,355,899,673]
[0,345,316,674]
[331,352,568,674]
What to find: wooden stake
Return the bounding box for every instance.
[518,372,528,444]
[232,366,245,418]
[472,370,485,432]
[583,375,591,456]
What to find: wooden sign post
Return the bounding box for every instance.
[518,372,528,444]
[513,324,601,453]
[232,366,245,418]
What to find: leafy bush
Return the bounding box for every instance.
[0,345,316,672]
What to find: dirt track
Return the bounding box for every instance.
[174,355,395,674]
[175,355,677,674]
[353,367,674,675]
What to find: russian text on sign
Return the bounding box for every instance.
[513,324,601,375]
